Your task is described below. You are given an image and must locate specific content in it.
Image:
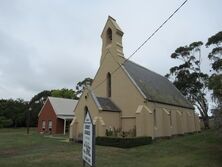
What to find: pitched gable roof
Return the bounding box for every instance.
[47,97,77,116]
[122,60,193,109]
[86,87,121,112]
[96,97,121,112]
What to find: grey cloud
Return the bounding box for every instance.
[0,0,222,100]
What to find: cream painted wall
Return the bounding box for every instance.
[144,101,200,138]
[92,53,146,132]
[70,17,201,140]
[70,89,100,139]
[135,105,154,137]
[99,112,120,130]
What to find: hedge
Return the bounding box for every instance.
[96,136,152,148]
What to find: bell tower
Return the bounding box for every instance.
[100,16,124,65]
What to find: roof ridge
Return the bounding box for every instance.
[48,96,77,101]
[125,59,166,79]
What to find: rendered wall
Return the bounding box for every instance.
[70,17,201,140]
[70,89,100,140]
[70,92,122,139]
[145,101,199,138]
[175,110,183,135]
[99,112,120,130]
[135,105,153,137]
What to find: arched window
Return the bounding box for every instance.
[107,72,111,97]
[106,28,112,45]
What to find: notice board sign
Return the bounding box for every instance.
[82,111,95,167]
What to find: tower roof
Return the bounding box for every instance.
[101,16,123,37]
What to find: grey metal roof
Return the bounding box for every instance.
[96,97,121,112]
[123,60,193,109]
[57,115,74,120]
[48,97,77,116]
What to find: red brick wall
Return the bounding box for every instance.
[56,118,64,134]
[37,100,64,134]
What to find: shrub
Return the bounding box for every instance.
[96,136,152,148]
[105,128,113,136]
[105,127,136,138]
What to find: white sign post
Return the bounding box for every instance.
[82,111,95,167]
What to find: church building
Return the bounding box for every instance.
[69,16,200,140]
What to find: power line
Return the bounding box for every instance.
[91,0,188,92]
[125,0,188,62]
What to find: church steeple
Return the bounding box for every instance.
[100,16,124,65]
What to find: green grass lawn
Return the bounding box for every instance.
[0,128,221,167]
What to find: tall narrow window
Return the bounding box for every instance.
[84,106,88,117]
[48,120,52,131]
[154,109,157,127]
[107,73,111,97]
[42,120,46,131]
[106,28,112,45]
[169,111,172,126]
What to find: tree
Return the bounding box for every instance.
[0,116,13,128]
[206,31,222,72]
[0,99,28,128]
[206,31,222,129]
[75,77,93,96]
[28,90,52,127]
[0,88,79,128]
[166,41,209,128]
[51,88,78,100]
[28,89,78,127]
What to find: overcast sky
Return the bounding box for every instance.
[0,0,222,101]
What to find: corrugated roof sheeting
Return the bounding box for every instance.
[48,97,77,116]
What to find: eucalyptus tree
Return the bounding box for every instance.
[51,88,78,100]
[206,31,222,128]
[75,77,93,97]
[166,41,209,128]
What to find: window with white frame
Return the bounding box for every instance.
[48,121,52,131]
[42,121,46,130]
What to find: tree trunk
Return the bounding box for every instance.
[203,116,210,129]
[195,96,209,129]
